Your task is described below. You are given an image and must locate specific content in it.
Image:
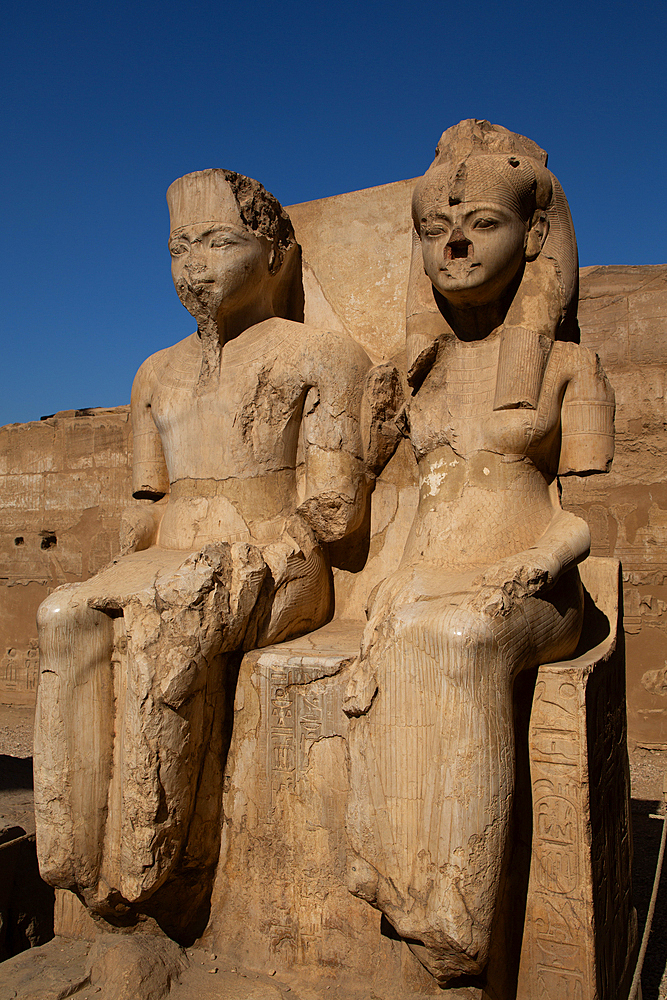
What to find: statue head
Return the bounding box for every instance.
[412,146,551,308]
[406,120,579,372]
[166,169,303,330]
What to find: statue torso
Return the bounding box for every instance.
[145,319,318,549]
[403,333,571,571]
[149,320,311,481]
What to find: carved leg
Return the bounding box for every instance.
[35,540,332,936]
[346,571,583,985]
[91,543,269,919]
[34,587,115,895]
[347,600,514,982]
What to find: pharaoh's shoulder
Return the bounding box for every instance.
[132,333,201,394]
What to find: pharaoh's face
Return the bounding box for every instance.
[169,219,272,324]
[418,199,528,308]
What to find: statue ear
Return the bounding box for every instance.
[525,211,549,262]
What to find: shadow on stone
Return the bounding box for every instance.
[0,831,54,961]
[0,755,33,793]
[631,799,667,1000]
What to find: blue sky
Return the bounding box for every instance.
[1,0,665,427]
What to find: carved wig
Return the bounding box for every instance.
[407,120,580,403]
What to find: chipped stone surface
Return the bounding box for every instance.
[204,619,441,998]
[201,123,635,998]
[0,930,186,1000]
[202,562,634,998]
[0,132,653,997]
[2,226,667,755]
[0,936,91,1000]
[341,121,623,989]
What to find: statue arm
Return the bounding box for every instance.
[474,507,591,604]
[296,334,371,544]
[472,346,610,609]
[558,346,615,475]
[131,357,170,499]
[120,357,170,554]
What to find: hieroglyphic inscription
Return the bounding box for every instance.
[269,669,296,797]
[518,666,593,999]
[534,792,579,894]
[519,631,636,1000]
[255,650,350,813]
[249,646,352,964]
[0,641,38,694]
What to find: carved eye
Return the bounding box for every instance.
[210,238,235,249]
[422,225,448,239]
[170,244,188,256]
[472,218,498,230]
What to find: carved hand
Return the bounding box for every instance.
[473,550,557,603]
[261,514,318,589]
[361,362,405,477]
[119,500,167,555]
[343,658,378,717]
[471,509,591,611]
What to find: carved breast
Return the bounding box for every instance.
[408,334,562,464]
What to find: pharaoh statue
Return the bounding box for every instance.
[33,169,370,935]
[343,121,615,985]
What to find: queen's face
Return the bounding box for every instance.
[418,200,528,308]
[169,219,272,324]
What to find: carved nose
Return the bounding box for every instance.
[185,258,206,274]
[446,228,472,260]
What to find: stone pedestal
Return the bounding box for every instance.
[204,557,637,999]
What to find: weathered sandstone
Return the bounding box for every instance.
[0,121,653,997]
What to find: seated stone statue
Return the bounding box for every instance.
[343,121,615,985]
[34,169,370,935]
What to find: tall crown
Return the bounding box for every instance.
[166,169,244,233]
[433,119,548,169]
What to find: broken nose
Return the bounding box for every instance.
[445,229,472,260]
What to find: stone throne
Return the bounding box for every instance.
[49,148,636,999]
[205,560,633,1000]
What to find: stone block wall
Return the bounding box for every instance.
[562,266,667,745]
[0,407,132,706]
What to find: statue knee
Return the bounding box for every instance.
[37,587,114,689]
[37,587,81,636]
[410,605,499,680]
